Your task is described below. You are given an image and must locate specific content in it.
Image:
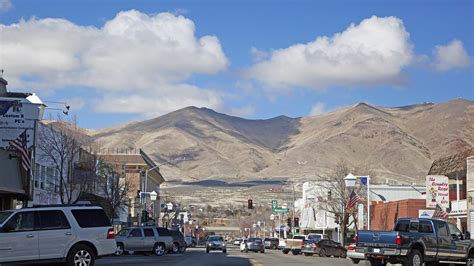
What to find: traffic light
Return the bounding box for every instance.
[136,190,141,198]
[248,199,253,209]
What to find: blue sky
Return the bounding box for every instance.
[0,0,472,128]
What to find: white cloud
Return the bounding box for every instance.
[0,0,12,13]
[432,39,471,71]
[309,102,326,116]
[250,47,269,62]
[94,84,223,118]
[0,10,228,116]
[246,16,414,90]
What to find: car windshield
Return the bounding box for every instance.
[248,238,261,243]
[0,211,12,224]
[208,236,223,241]
[294,236,306,240]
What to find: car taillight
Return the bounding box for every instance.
[395,234,402,246]
[347,245,355,251]
[311,243,319,248]
[107,228,115,239]
[355,233,359,245]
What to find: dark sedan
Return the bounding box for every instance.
[242,238,265,253]
[263,237,279,249]
[301,239,346,258]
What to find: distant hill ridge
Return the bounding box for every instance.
[91,99,474,184]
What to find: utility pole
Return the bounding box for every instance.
[292,185,296,236]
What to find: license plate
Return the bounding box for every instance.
[373,248,380,253]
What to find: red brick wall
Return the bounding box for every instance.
[370,199,427,231]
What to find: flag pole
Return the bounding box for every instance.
[367,176,370,230]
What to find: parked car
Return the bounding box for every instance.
[167,229,187,253]
[263,237,279,249]
[206,235,227,253]
[0,205,116,266]
[301,239,347,258]
[115,226,174,256]
[278,238,286,249]
[356,218,474,265]
[282,235,306,255]
[233,238,243,246]
[241,238,265,253]
[346,243,364,264]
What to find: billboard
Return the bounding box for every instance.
[426,175,449,209]
[0,96,44,149]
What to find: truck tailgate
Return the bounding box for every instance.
[357,230,399,249]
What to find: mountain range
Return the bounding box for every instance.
[90,99,474,185]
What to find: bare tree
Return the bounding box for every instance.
[37,115,90,204]
[317,160,375,245]
[95,159,132,222]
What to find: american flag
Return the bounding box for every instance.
[432,204,449,220]
[346,190,361,209]
[9,130,31,172]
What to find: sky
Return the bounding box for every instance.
[0,0,473,128]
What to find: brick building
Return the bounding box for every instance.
[370,199,427,231]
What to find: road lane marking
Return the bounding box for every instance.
[250,258,262,266]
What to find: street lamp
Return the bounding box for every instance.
[344,173,371,230]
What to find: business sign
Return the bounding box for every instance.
[0,96,44,149]
[426,175,449,209]
[419,209,435,218]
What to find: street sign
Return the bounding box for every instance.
[273,207,289,213]
[272,200,278,209]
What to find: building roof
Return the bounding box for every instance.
[428,148,474,178]
[98,154,147,165]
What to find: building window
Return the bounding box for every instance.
[34,163,40,188]
[40,165,45,189]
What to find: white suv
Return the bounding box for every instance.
[0,205,116,265]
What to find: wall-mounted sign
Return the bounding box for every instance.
[426,175,449,210]
[419,209,435,218]
[0,95,44,149]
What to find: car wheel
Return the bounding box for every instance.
[340,251,347,259]
[406,249,423,266]
[261,250,265,254]
[351,258,360,264]
[282,249,289,254]
[115,243,124,256]
[223,249,227,253]
[206,248,210,253]
[319,248,326,257]
[172,243,179,253]
[67,244,95,266]
[153,243,165,256]
[291,250,299,255]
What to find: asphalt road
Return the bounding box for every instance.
[96,246,356,266]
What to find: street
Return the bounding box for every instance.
[96,246,355,266]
